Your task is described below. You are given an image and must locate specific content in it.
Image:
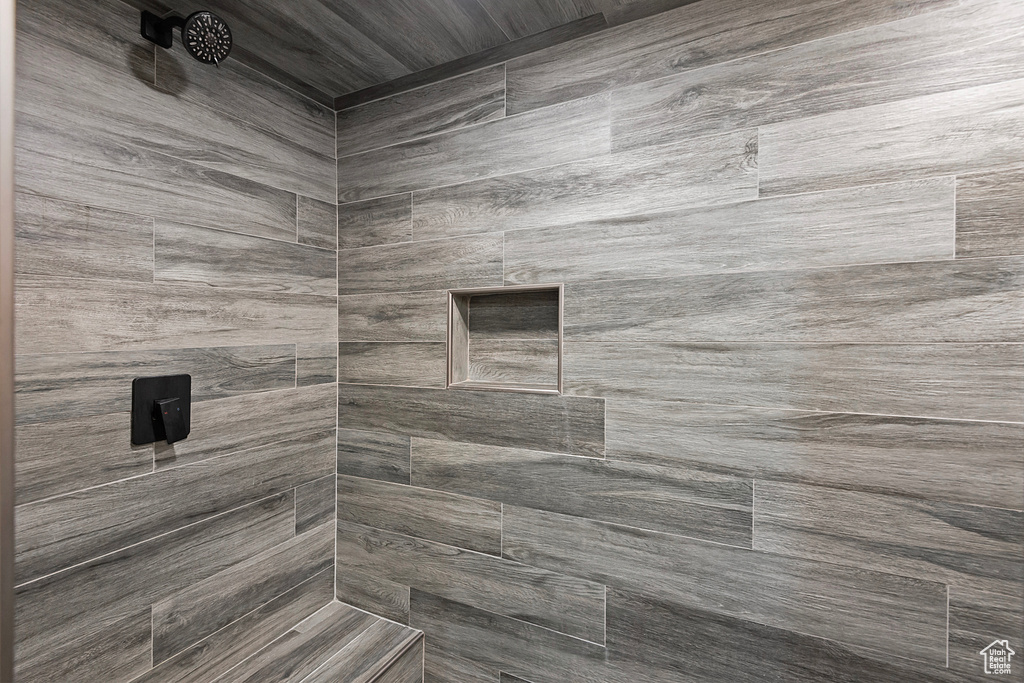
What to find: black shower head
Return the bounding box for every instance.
[141,10,233,66]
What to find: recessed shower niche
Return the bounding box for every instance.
[447,284,563,394]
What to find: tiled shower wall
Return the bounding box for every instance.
[333,0,1024,681]
[13,0,339,679]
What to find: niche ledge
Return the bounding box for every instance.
[447,284,563,395]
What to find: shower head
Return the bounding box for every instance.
[141,10,233,66]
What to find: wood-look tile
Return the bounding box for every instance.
[135,569,334,683]
[412,129,757,242]
[339,290,448,342]
[15,416,151,505]
[218,601,380,683]
[338,194,412,250]
[336,568,411,625]
[16,275,336,354]
[337,234,502,296]
[563,342,1024,422]
[16,431,335,583]
[337,520,605,643]
[297,344,338,387]
[15,344,296,426]
[14,193,153,282]
[504,177,953,284]
[337,475,502,555]
[500,674,533,683]
[15,608,151,683]
[338,342,447,388]
[564,257,1023,342]
[948,587,1024,680]
[475,0,587,40]
[424,645,497,683]
[154,220,337,296]
[337,94,610,203]
[605,587,958,683]
[468,340,560,387]
[337,65,506,158]
[759,79,1024,196]
[337,428,412,485]
[300,621,422,683]
[753,481,1024,598]
[338,384,605,458]
[15,493,295,678]
[606,400,1024,511]
[505,0,956,114]
[611,0,1024,152]
[409,590,610,683]
[154,384,336,469]
[413,438,751,545]
[152,524,334,664]
[503,506,948,664]
[297,196,338,251]
[295,475,337,535]
[468,290,559,340]
[956,169,1024,258]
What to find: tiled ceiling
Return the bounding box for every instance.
[150,0,696,100]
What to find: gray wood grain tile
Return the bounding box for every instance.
[152,524,334,664]
[475,0,588,40]
[413,129,757,242]
[218,601,379,683]
[16,275,336,353]
[611,0,1024,152]
[409,590,610,683]
[337,475,502,555]
[753,481,1024,598]
[503,505,948,664]
[505,0,956,114]
[154,384,336,470]
[338,342,447,388]
[373,637,424,683]
[337,428,412,485]
[564,342,1024,422]
[338,234,502,296]
[15,344,296,425]
[500,674,533,683]
[300,621,422,683]
[337,94,610,203]
[424,646,497,683]
[468,340,560,387]
[338,194,412,250]
[504,177,954,285]
[564,256,1023,342]
[15,493,295,679]
[468,290,559,340]
[296,475,337,535]
[338,384,605,457]
[154,220,337,296]
[759,78,1024,196]
[339,291,448,342]
[956,169,1024,258]
[948,587,1024,680]
[16,431,335,583]
[337,520,605,643]
[297,344,338,387]
[413,438,750,545]
[16,416,152,505]
[606,400,1024,511]
[15,608,151,683]
[605,587,958,683]
[297,196,338,251]
[337,65,506,158]
[14,193,153,282]
[134,569,334,683]
[336,568,411,625]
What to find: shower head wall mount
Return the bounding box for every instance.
[141,10,233,66]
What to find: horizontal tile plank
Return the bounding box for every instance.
[413,438,751,545]
[337,94,610,202]
[337,520,605,642]
[296,343,338,387]
[468,289,560,340]
[413,129,757,242]
[505,177,953,284]
[300,621,422,683]
[338,194,412,250]
[336,567,411,625]
[956,169,1024,258]
[295,475,337,535]
[339,290,448,342]
[338,475,501,555]
[338,342,446,388]
[468,340,560,387]
[424,645,497,683]
[337,428,412,485]
[338,384,605,457]
[947,587,1024,679]
[564,342,1024,421]
[296,196,338,251]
